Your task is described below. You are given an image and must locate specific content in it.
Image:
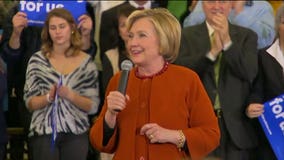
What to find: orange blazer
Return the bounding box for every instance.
[90,64,220,160]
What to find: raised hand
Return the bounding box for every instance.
[9,11,28,49]
[12,12,28,37]
[77,14,92,37]
[210,31,223,57]
[211,12,231,48]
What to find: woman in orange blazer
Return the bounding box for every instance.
[90,8,220,160]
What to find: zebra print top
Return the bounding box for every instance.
[24,51,100,136]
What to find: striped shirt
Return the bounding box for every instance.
[24,51,100,136]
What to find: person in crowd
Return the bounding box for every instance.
[87,0,126,71]
[246,4,284,160]
[101,3,136,100]
[175,1,258,159]
[100,4,136,160]
[99,0,163,58]
[0,57,8,160]
[0,1,17,41]
[23,8,99,160]
[97,0,162,119]
[0,2,97,160]
[90,8,220,160]
[183,0,275,49]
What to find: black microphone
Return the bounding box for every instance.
[117,60,133,94]
[115,60,133,112]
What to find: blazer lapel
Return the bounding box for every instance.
[196,22,211,55]
[198,23,215,81]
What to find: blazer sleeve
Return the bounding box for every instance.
[89,73,120,153]
[183,72,220,159]
[223,26,258,84]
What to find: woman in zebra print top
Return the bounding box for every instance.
[24,8,99,160]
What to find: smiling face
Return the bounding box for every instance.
[127,17,163,67]
[202,1,232,24]
[48,16,72,47]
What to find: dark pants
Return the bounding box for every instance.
[0,145,6,160]
[30,132,89,160]
[254,123,277,160]
[207,116,254,160]
[6,97,31,160]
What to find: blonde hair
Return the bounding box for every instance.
[126,8,181,63]
[41,8,82,57]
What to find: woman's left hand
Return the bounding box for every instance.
[140,123,179,144]
[57,85,75,101]
[246,103,264,118]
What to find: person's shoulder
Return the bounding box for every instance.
[169,64,199,78]
[78,51,98,72]
[181,22,206,40]
[182,22,205,36]
[230,23,257,36]
[183,22,204,31]
[259,42,272,52]
[79,51,90,57]
[28,51,45,63]
[167,64,202,87]
[31,51,43,58]
[258,42,275,58]
[79,51,93,63]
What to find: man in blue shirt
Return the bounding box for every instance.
[183,0,275,49]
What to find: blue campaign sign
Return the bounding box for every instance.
[258,94,284,160]
[19,0,86,26]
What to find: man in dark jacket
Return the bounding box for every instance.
[175,1,258,159]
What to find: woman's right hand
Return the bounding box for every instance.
[105,91,129,128]
[10,12,28,49]
[47,84,57,103]
[106,91,129,115]
[12,12,28,36]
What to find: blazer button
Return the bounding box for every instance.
[141,102,146,108]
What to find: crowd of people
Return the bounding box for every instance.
[0,0,283,160]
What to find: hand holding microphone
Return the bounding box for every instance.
[117,60,133,95]
[110,60,133,112]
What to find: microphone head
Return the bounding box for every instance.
[121,60,133,71]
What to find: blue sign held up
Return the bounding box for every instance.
[19,0,86,26]
[258,94,284,160]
